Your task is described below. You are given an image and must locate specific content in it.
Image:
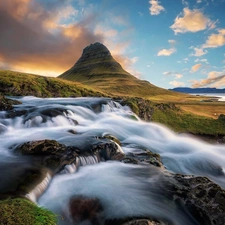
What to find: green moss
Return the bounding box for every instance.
[0,198,56,225]
[151,106,225,135]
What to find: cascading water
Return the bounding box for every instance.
[0,96,224,225]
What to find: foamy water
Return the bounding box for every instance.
[0,96,224,225]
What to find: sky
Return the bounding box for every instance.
[1,0,225,89]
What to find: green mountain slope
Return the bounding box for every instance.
[0,70,105,97]
[59,42,185,99]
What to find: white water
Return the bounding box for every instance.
[0,96,225,225]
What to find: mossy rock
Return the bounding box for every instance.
[0,198,56,225]
[0,95,21,111]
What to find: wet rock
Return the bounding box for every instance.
[120,97,154,121]
[164,174,225,225]
[122,219,162,225]
[106,218,163,225]
[92,140,125,160]
[15,139,79,172]
[15,139,67,156]
[123,148,163,168]
[0,95,21,111]
[67,195,103,225]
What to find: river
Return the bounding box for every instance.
[0,97,225,225]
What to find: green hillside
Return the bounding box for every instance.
[0,70,105,97]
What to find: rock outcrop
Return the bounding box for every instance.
[0,95,21,111]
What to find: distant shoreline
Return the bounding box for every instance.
[190,93,225,102]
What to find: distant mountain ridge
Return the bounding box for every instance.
[170,87,225,93]
[58,42,181,98]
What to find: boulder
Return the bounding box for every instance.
[164,174,225,225]
[67,195,103,224]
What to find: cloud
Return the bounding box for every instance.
[169,80,185,87]
[190,47,208,57]
[191,63,202,72]
[195,58,208,63]
[170,8,212,34]
[196,0,202,3]
[168,39,176,44]
[163,71,183,79]
[0,0,134,76]
[149,0,165,15]
[191,72,225,88]
[175,73,183,79]
[157,48,176,56]
[203,29,225,48]
[163,71,172,75]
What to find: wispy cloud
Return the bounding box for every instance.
[175,73,183,79]
[195,58,208,63]
[157,48,176,56]
[191,72,225,88]
[168,39,176,44]
[163,71,183,79]
[163,71,173,75]
[203,29,225,48]
[169,80,185,87]
[190,47,208,57]
[149,0,165,16]
[170,8,212,34]
[191,63,202,72]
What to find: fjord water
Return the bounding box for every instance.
[0,97,225,225]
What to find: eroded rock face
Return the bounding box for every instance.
[164,174,225,225]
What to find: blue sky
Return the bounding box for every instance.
[0,0,225,89]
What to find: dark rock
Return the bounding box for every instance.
[164,174,225,225]
[0,95,21,111]
[67,195,103,225]
[92,140,125,160]
[120,97,154,121]
[123,148,163,168]
[14,139,79,172]
[106,218,163,225]
[122,219,162,225]
[15,139,67,156]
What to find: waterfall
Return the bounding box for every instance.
[25,173,52,202]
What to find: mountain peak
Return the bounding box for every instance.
[76,42,112,65]
[58,42,174,97]
[59,42,131,81]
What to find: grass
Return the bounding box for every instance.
[0,70,106,98]
[0,198,56,225]
[177,103,225,119]
[151,105,225,135]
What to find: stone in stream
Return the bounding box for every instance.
[66,195,103,225]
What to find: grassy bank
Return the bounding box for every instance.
[0,198,56,225]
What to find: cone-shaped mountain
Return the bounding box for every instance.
[59,42,179,97]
